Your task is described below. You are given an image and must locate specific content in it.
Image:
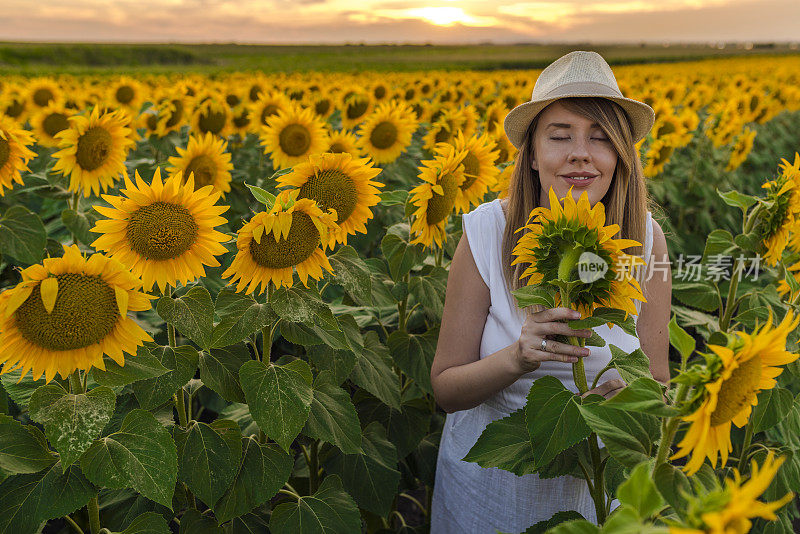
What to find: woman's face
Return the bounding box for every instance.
[530,100,618,208]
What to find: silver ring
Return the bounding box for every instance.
[540,338,548,352]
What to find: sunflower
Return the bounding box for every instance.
[511,186,647,323]
[147,93,187,138]
[229,103,254,139]
[446,131,500,214]
[356,101,418,164]
[108,76,145,112]
[277,151,383,248]
[260,105,328,170]
[490,130,517,166]
[190,98,232,138]
[0,115,37,196]
[422,109,464,152]
[253,91,292,130]
[325,128,362,157]
[90,168,230,293]
[310,94,335,121]
[27,78,62,110]
[2,90,28,124]
[222,189,339,293]
[0,244,154,384]
[757,172,800,266]
[669,451,793,534]
[670,309,800,475]
[409,143,467,249]
[483,102,508,135]
[166,132,234,197]
[725,128,756,172]
[52,106,135,197]
[491,164,514,200]
[776,260,800,301]
[340,91,373,130]
[30,103,73,148]
[643,139,677,178]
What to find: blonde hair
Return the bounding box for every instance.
[500,97,656,314]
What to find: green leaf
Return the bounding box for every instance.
[62,208,100,247]
[512,285,556,309]
[213,437,292,523]
[350,331,402,411]
[463,407,536,476]
[617,461,664,520]
[0,461,95,534]
[717,188,758,213]
[668,314,695,362]
[381,223,424,281]
[355,394,429,459]
[270,285,336,328]
[521,511,586,534]
[92,344,170,388]
[79,409,177,509]
[567,307,636,337]
[734,232,761,252]
[673,281,720,313]
[306,345,356,386]
[28,383,116,470]
[779,262,800,298]
[600,377,676,417]
[245,182,276,207]
[269,474,360,534]
[752,387,794,434]
[408,267,448,318]
[701,229,735,264]
[326,245,373,306]
[112,511,171,534]
[387,327,438,395]
[156,286,214,349]
[303,371,362,454]
[175,419,242,507]
[210,288,277,349]
[283,358,313,385]
[131,344,199,411]
[379,190,408,206]
[0,205,47,265]
[608,345,653,384]
[0,368,47,408]
[585,330,606,347]
[546,519,600,534]
[239,360,313,453]
[0,414,56,474]
[198,344,250,403]
[178,508,224,534]
[324,421,400,517]
[653,463,690,517]
[577,404,659,469]
[524,376,592,469]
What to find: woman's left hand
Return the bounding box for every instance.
[580,379,626,400]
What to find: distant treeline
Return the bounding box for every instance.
[0,43,213,67]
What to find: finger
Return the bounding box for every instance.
[533,307,581,323]
[596,379,626,395]
[541,322,593,339]
[537,340,590,359]
[529,349,581,364]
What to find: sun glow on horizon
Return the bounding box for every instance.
[404,7,482,26]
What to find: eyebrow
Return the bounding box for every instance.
[546,122,602,128]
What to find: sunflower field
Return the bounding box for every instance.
[0,53,800,534]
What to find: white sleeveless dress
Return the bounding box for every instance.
[430,198,653,534]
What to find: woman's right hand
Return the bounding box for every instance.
[512,307,593,374]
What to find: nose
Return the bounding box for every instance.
[568,138,591,163]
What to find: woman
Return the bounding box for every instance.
[429,51,672,533]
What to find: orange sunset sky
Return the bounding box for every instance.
[3,0,799,44]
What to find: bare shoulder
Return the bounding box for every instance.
[650,217,668,254]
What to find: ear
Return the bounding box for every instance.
[530,150,538,172]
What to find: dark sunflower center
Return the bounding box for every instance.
[198,109,226,135]
[0,139,9,168]
[426,171,459,224]
[709,355,762,426]
[329,142,346,153]
[279,124,311,157]
[249,212,320,269]
[657,121,676,137]
[249,85,262,102]
[434,127,452,144]
[126,202,199,260]
[115,86,135,105]
[298,169,357,224]
[76,126,113,171]
[369,121,398,150]
[33,88,54,107]
[346,99,368,120]
[226,94,241,107]
[260,105,278,126]
[461,152,480,189]
[315,99,331,116]
[146,114,159,130]
[165,100,183,128]
[184,155,217,187]
[6,100,24,118]
[15,274,119,351]
[43,112,70,138]
[374,86,386,99]
[653,145,674,166]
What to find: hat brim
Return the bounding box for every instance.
[503,94,655,149]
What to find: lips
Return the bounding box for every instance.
[560,174,598,187]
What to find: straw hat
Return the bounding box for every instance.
[503,51,655,149]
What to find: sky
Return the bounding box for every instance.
[3,0,799,44]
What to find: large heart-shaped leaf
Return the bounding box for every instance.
[175,419,242,507]
[302,371,362,454]
[92,344,170,388]
[131,344,199,411]
[269,474,360,534]
[0,414,56,474]
[156,286,214,349]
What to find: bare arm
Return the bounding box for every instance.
[429,234,523,414]
[635,219,672,385]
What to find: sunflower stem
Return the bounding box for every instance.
[719,259,743,333]
[308,440,320,494]
[654,382,691,467]
[70,369,84,394]
[261,326,272,362]
[435,243,443,268]
[587,433,607,524]
[63,514,85,534]
[174,392,188,427]
[87,495,100,534]
[737,418,755,474]
[557,248,589,394]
